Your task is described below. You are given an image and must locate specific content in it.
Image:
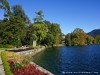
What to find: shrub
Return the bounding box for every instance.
[0,44,14,48]
[28,45,40,49]
[21,55,32,66]
[13,63,22,70]
[6,45,14,48]
[2,51,23,63]
[34,46,40,49]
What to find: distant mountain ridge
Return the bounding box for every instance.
[87,28,100,36]
[0,20,2,22]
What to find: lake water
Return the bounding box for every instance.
[33,45,100,75]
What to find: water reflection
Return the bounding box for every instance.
[33,45,100,75]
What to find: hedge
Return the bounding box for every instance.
[0,44,14,48]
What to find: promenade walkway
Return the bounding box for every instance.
[0,50,5,75]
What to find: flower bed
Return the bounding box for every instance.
[1,51,51,75]
[8,48,33,52]
[8,60,49,75]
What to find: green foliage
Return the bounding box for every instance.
[0,16,27,47]
[73,28,84,33]
[1,52,13,75]
[12,5,30,23]
[42,33,55,46]
[32,34,37,41]
[86,35,94,44]
[28,45,40,49]
[0,44,14,48]
[65,28,100,46]
[22,25,33,45]
[95,35,100,44]
[65,33,71,46]
[32,22,47,44]
[33,10,44,23]
[0,0,62,47]
[0,0,11,18]
[48,23,61,45]
[44,21,62,46]
[0,48,10,50]
[65,28,87,46]
[13,63,22,70]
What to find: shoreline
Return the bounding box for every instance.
[15,46,54,75]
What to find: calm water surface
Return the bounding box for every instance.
[33,45,100,75]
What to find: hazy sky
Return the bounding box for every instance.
[0,0,100,34]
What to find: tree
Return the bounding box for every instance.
[10,16,27,47]
[65,28,87,46]
[86,35,94,44]
[50,23,61,45]
[32,22,47,45]
[0,16,27,47]
[72,28,87,46]
[44,21,62,46]
[65,33,71,46]
[95,35,100,44]
[0,19,10,44]
[43,20,51,26]
[12,5,30,24]
[46,23,61,45]
[42,33,55,47]
[70,33,79,46]
[0,0,11,18]
[33,10,44,23]
[23,24,34,45]
[43,20,52,33]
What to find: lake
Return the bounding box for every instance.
[33,45,100,75]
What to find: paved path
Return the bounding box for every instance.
[0,50,5,75]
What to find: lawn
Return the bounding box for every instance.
[0,48,10,50]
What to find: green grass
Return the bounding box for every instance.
[0,48,10,50]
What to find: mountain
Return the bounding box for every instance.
[87,28,100,36]
[0,20,2,22]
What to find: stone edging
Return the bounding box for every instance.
[16,46,54,75]
[16,46,46,56]
[30,62,54,75]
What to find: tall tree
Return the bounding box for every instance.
[32,22,47,45]
[72,28,87,46]
[33,10,44,23]
[9,16,27,47]
[50,23,61,44]
[86,35,94,44]
[0,0,11,18]
[0,16,26,47]
[95,35,100,44]
[65,28,87,46]
[0,19,10,44]
[44,21,62,46]
[65,33,71,46]
[12,5,30,24]
[42,33,55,47]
